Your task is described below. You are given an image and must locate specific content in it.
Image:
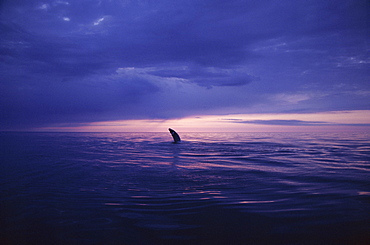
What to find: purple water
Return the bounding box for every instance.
[1,132,369,244]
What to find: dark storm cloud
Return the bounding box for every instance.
[0,0,369,130]
[0,70,161,129]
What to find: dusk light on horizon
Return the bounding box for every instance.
[35,110,370,132]
[1,0,369,132]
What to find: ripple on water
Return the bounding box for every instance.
[1,132,369,244]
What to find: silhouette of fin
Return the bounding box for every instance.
[168,128,181,143]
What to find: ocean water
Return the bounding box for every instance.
[0,132,369,245]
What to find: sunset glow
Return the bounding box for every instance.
[36,110,370,132]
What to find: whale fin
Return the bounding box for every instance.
[168,128,181,143]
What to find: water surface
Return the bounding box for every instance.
[1,132,369,244]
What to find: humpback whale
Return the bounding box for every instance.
[168,128,181,143]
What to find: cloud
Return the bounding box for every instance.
[0,68,162,129]
[273,93,312,104]
[144,66,259,88]
[93,17,105,25]
[0,0,369,130]
[236,120,329,126]
[233,119,370,127]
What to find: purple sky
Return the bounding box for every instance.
[1,0,369,131]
